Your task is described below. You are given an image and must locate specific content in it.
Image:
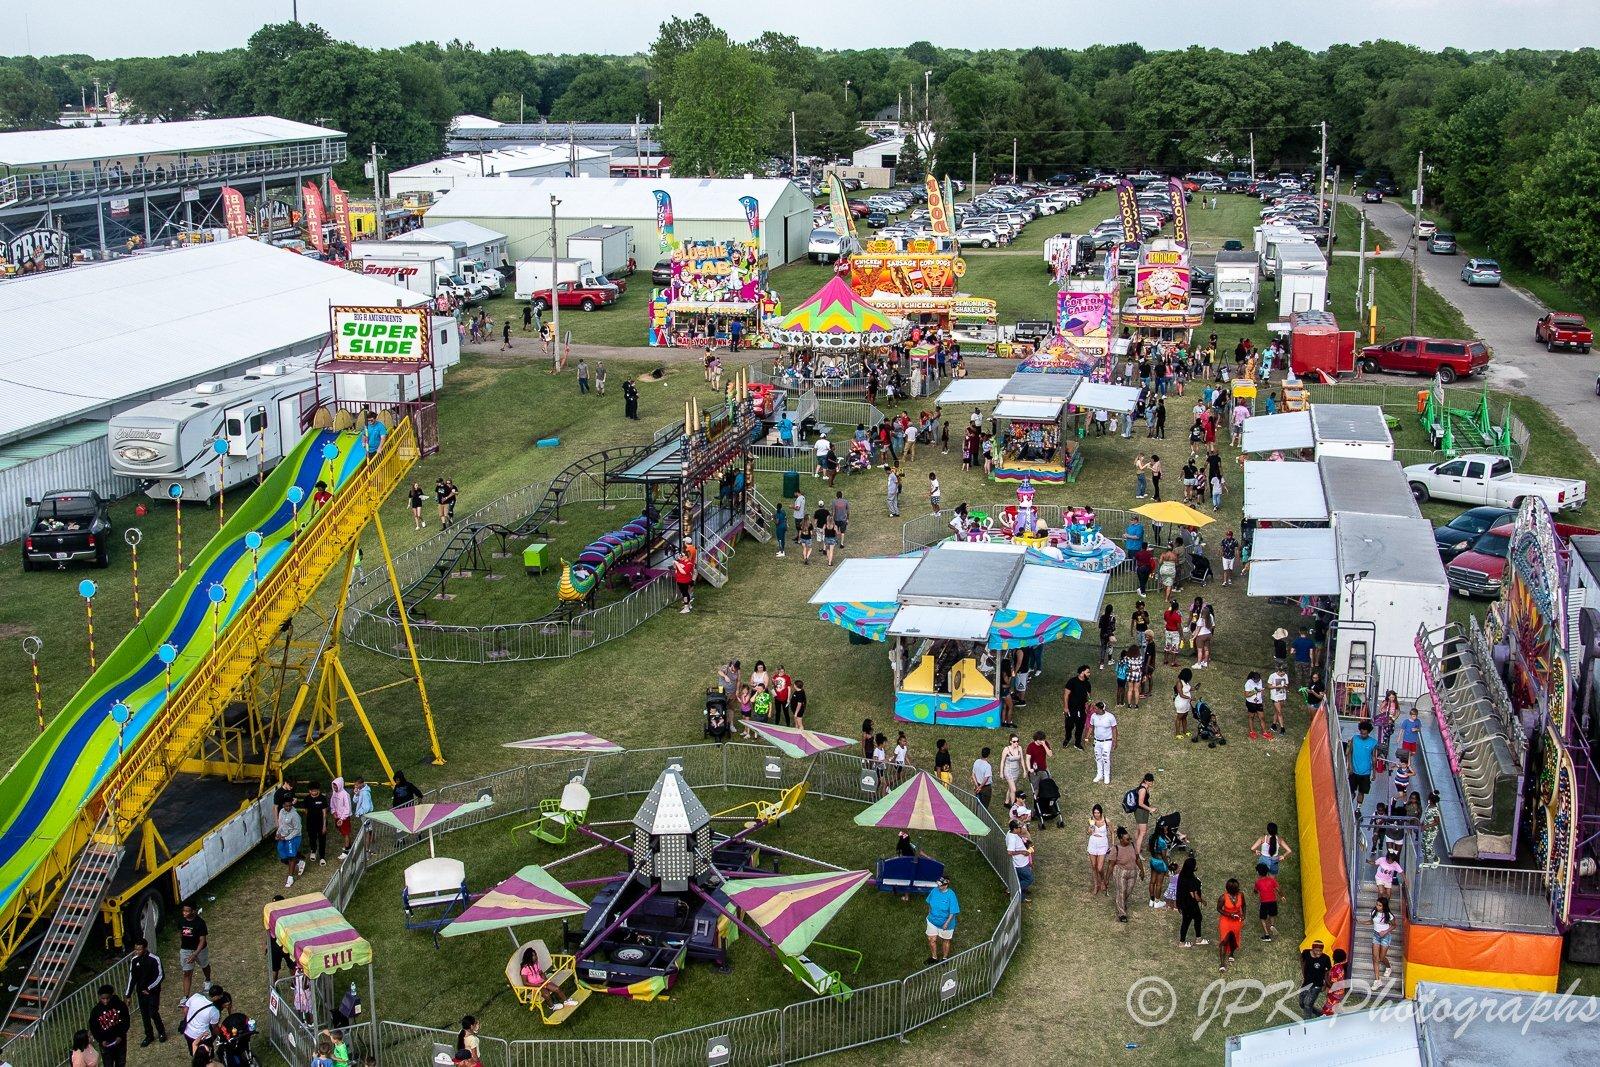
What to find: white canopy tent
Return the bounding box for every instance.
[994,399,1063,421]
[1251,527,1335,562]
[1243,462,1328,521]
[1071,380,1141,414]
[1240,410,1313,454]
[888,604,994,642]
[935,379,1006,405]
[808,557,919,605]
[1247,558,1340,597]
[935,373,1140,415]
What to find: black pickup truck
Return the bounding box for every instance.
[22,490,113,570]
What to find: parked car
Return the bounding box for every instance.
[1460,259,1502,287]
[1359,336,1490,384]
[1362,189,1383,203]
[651,259,673,286]
[956,226,1002,248]
[865,211,889,228]
[526,280,618,313]
[1446,522,1515,598]
[1413,219,1438,239]
[1432,506,1515,562]
[1427,232,1458,255]
[22,490,113,571]
[1188,265,1215,296]
[1535,312,1593,353]
[1404,454,1586,512]
[1221,239,1245,252]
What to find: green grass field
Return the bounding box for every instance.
[6,191,1598,1065]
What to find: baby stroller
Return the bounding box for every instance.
[211,1013,259,1067]
[847,438,873,474]
[1153,811,1192,854]
[1034,773,1064,829]
[1190,699,1227,746]
[1187,548,1213,584]
[703,688,731,742]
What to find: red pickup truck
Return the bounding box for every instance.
[527,280,619,313]
[1448,518,1598,597]
[1358,336,1491,384]
[1535,313,1592,353]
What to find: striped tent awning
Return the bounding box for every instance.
[263,893,372,978]
[853,771,991,836]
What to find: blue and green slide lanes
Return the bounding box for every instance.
[0,429,372,920]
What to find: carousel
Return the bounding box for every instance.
[953,478,1127,574]
[764,276,906,386]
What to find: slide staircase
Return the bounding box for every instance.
[0,419,420,996]
[396,442,656,615]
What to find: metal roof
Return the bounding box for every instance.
[998,372,1083,402]
[0,240,428,445]
[388,146,606,181]
[611,438,685,483]
[808,557,920,605]
[1241,411,1313,453]
[396,221,507,248]
[1319,457,1420,520]
[899,541,1027,610]
[1310,404,1391,445]
[994,399,1063,421]
[1243,461,1328,521]
[1336,514,1444,585]
[426,176,805,222]
[0,421,108,472]
[0,116,341,167]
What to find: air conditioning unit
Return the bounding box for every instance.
[194,381,222,394]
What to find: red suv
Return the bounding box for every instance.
[1359,336,1490,384]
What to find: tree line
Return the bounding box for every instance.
[2,22,1598,300]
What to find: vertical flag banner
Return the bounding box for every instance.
[738,195,761,241]
[329,179,353,250]
[925,174,952,236]
[1103,241,1118,283]
[653,189,680,253]
[220,187,250,239]
[1116,181,1139,245]
[302,183,327,254]
[944,176,957,230]
[828,175,858,238]
[1168,178,1190,248]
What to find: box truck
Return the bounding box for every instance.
[1275,241,1328,316]
[1253,224,1303,278]
[566,225,635,279]
[1211,250,1260,322]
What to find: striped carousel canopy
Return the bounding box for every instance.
[767,275,904,350]
[263,893,372,978]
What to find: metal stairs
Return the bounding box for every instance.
[1346,858,1407,1003]
[743,486,775,544]
[0,827,122,1037]
[395,442,657,615]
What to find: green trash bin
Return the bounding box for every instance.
[782,469,800,499]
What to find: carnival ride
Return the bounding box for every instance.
[811,540,1109,729]
[0,420,439,1035]
[951,480,1127,574]
[555,513,659,608]
[1419,376,1516,459]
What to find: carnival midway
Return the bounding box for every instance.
[0,10,1598,1067]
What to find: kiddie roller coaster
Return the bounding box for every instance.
[351,376,771,664]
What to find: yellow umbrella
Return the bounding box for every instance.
[1133,501,1215,528]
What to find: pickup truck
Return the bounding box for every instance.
[1535,312,1592,353]
[22,490,113,570]
[527,280,618,313]
[1404,454,1587,512]
[1446,517,1599,598]
[1358,336,1490,384]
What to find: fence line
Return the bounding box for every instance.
[0,955,132,1067]
[269,744,1024,1067]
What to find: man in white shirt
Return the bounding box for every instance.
[1006,820,1035,899]
[813,435,831,477]
[1089,701,1119,784]
[971,748,994,809]
[181,988,225,1053]
[904,421,919,461]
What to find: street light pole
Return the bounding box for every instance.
[1317,120,1328,226]
[1411,150,1424,337]
[550,195,562,367]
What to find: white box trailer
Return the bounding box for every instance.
[1276,240,1328,316]
[1254,224,1304,277]
[1334,514,1448,679]
[515,257,597,301]
[566,225,635,279]
[349,243,447,298]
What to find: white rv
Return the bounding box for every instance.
[109,322,460,501]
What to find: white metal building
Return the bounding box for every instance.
[423,176,815,265]
[0,239,449,541]
[384,221,509,269]
[851,139,903,170]
[386,146,609,198]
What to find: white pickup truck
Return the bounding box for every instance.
[1404,454,1587,512]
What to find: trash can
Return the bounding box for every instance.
[523,542,549,575]
[782,469,800,499]
[1417,390,1429,414]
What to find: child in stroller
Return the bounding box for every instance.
[1033,773,1064,828]
[208,1012,258,1067]
[1153,811,1191,854]
[847,438,873,474]
[1190,699,1227,746]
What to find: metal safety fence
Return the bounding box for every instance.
[0,955,132,1067]
[278,744,1023,1067]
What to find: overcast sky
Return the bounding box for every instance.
[10,0,1600,58]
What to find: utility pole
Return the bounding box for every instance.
[1248,132,1255,180]
[635,117,644,176]
[476,133,485,176]
[1317,120,1329,225]
[292,0,299,23]
[1410,150,1424,336]
[924,70,933,155]
[1012,139,1018,183]
[971,152,977,200]
[1329,165,1340,243]
[549,195,561,366]
[790,111,798,180]
[568,123,576,177]
[1368,265,1378,344]
[370,143,385,239]
[1355,210,1367,317]
[519,93,525,124]
[897,91,902,123]
[843,80,851,109]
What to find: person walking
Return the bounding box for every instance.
[1176,855,1208,948]
[408,482,426,530]
[125,939,166,1046]
[595,361,607,395]
[276,798,304,888]
[1006,820,1035,901]
[923,876,959,963]
[1109,826,1143,923]
[330,777,353,858]
[1245,670,1269,740]
[673,543,695,613]
[433,478,451,528]
[1193,603,1214,669]
[1217,877,1245,971]
[88,987,131,1067]
[1254,862,1280,943]
[1097,603,1117,669]
[1172,666,1195,741]
[176,902,209,999]
[577,358,590,394]
[1134,454,1149,499]
[821,508,840,567]
[1024,731,1052,799]
[971,747,994,809]
[1086,804,1111,893]
[928,472,941,515]
[1370,897,1397,981]
[831,491,850,548]
[886,466,901,517]
[1063,665,1092,750]
[1268,665,1291,735]
[1000,734,1025,807]
[500,320,512,351]
[773,501,788,558]
[522,303,532,331]
[301,781,329,864]
[1089,700,1118,785]
[1131,772,1156,855]
[1150,454,1164,502]
[1299,941,1332,1017]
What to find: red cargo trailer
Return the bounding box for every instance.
[1288,310,1357,381]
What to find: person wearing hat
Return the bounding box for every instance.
[923,876,960,964]
[1271,627,1289,669]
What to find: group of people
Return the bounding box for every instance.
[778,488,851,566]
[713,659,810,736]
[406,477,460,531]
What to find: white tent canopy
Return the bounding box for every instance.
[1251,527,1336,562]
[1243,462,1328,521]
[1247,558,1340,597]
[808,557,919,605]
[937,379,1006,405]
[888,604,994,642]
[1004,565,1110,622]
[1241,411,1313,454]
[1071,381,1142,414]
[994,399,1063,421]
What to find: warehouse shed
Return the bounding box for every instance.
[422,176,814,266]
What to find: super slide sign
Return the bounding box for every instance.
[330,305,431,363]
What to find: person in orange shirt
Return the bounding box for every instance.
[1217,877,1246,972]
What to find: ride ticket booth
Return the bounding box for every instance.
[810,541,1109,729]
[938,371,1139,484]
